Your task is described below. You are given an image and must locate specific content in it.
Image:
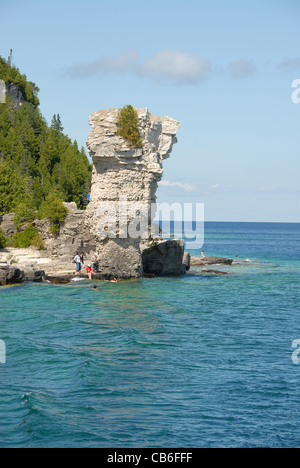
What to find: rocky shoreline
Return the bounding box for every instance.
[0,108,234,285]
[0,247,233,286]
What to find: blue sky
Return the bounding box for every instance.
[1,0,300,222]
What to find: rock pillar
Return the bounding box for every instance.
[85,108,180,278]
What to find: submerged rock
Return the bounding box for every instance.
[200,269,229,276]
[190,256,233,266]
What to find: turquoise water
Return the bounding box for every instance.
[0,222,300,448]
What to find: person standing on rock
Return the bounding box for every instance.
[80,252,85,268]
[86,264,92,280]
[92,256,99,273]
[74,252,81,275]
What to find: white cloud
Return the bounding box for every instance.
[64,49,211,85]
[139,49,211,84]
[65,49,139,78]
[159,180,199,192]
[228,60,256,79]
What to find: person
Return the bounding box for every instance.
[86,264,92,280]
[110,277,118,283]
[80,252,85,267]
[87,193,91,204]
[74,252,81,275]
[92,256,99,273]
[92,285,98,290]
[201,250,205,258]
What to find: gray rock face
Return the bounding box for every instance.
[183,252,191,271]
[0,262,25,286]
[141,239,187,276]
[0,260,45,285]
[6,83,26,107]
[35,202,96,261]
[0,213,18,237]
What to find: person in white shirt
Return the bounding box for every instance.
[74,252,81,275]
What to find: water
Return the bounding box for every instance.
[0,222,300,448]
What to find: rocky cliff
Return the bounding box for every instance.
[85,108,182,278]
[0,107,188,281]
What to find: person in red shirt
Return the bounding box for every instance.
[86,264,92,280]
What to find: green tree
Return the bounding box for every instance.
[116,105,142,147]
[11,224,44,249]
[0,54,92,226]
[0,162,32,215]
[0,228,6,249]
[51,114,64,134]
[38,193,69,233]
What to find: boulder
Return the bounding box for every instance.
[23,269,45,282]
[142,239,186,276]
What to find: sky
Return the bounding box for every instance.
[1,0,300,222]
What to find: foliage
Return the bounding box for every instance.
[0,228,6,249]
[0,55,39,106]
[10,224,44,249]
[116,105,142,148]
[0,55,92,225]
[38,194,69,233]
[13,201,36,229]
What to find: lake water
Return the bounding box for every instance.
[0,222,300,448]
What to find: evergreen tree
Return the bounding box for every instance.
[51,114,64,134]
[0,54,92,225]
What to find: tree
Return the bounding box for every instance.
[38,193,69,233]
[0,162,31,215]
[0,228,6,249]
[8,49,13,67]
[51,114,64,134]
[0,54,92,222]
[116,105,142,147]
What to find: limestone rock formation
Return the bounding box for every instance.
[0,214,18,237]
[0,260,45,286]
[141,239,187,277]
[0,262,24,286]
[6,83,26,107]
[35,202,96,260]
[0,108,188,282]
[85,108,181,278]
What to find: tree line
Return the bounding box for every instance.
[0,54,92,248]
